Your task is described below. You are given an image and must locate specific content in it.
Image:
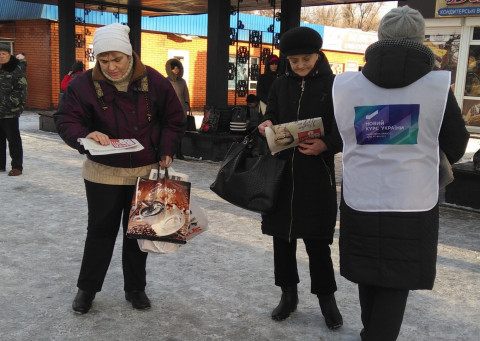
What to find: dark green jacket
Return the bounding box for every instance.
[0,55,27,119]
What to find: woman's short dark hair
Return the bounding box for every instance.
[246,94,259,103]
[71,61,84,73]
[170,60,181,70]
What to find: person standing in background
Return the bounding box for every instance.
[333,6,469,340]
[2,52,26,166]
[245,94,261,132]
[61,61,84,91]
[165,58,190,160]
[16,53,27,72]
[0,43,27,176]
[54,23,185,314]
[257,54,279,115]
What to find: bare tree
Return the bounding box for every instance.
[244,9,277,18]
[346,3,382,31]
[247,3,384,32]
[300,5,342,26]
[341,4,356,28]
[301,3,383,31]
[253,9,276,17]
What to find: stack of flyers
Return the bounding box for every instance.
[78,138,144,155]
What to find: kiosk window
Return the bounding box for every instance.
[464,46,480,97]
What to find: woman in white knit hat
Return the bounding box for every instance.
[55,23,186,314]
[332,6,469,340]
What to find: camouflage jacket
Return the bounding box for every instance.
[0,55,27,119]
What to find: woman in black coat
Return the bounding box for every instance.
[258,27,343,329]
[256,54,279,113]
[333,7,469,340]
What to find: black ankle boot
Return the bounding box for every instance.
[271,286,298,321]
[125,290,151,310]
[72,289,96,314]
[318,293,343,330]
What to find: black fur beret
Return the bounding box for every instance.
[279,27,323,56]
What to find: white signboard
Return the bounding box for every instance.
[322,26,377,53]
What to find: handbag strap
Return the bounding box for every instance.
[155,164,170,181]
[221,128,259,167]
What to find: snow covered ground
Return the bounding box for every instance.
[0,112,478,341]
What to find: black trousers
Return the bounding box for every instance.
[358,284,409,341]
[0,117,23,170]
[77,180,148,293]
[273,236,337,295]
[0,129,5,170]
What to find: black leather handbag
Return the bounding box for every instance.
[210,129,286,213]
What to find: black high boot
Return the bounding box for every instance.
[271,286,298,321]
[318,293,343,330]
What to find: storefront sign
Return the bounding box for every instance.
[322,26,377,53]
[436,0,480,17]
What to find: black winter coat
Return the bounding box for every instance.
[257,55,278,104]
[261,52,343,242]
[339,40,469,290]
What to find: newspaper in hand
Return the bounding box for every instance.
[78,138,144,155]
[265,117,324,155]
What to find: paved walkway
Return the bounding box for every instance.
[0,112,478,341]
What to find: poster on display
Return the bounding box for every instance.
[344,61,359,72]
[330,63,344,75]
[228,55,258,91]
[424,34,461,85]
[463,99,480,126]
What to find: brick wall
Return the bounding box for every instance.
[51,22,59,108]
[0,19,55,109]
[141,31,209,110]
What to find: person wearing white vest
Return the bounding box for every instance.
[258,26,343,330]
[332,6,469,341]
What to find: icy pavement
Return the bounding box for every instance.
[0,112,478,341]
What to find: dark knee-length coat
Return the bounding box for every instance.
[261,52,343,242]
[338,40,469,290]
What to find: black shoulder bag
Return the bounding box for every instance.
[186,110,197,131]
[210,128,286,214]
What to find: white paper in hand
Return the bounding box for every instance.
[78,138,144,155]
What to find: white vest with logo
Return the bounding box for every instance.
[333,71,450,212]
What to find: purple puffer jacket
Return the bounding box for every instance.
[54,54,186,168]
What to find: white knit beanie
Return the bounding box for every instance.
[93,23,132,57]
[378,6,425,44]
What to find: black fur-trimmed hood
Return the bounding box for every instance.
[1,55,20,73]
[165,58,184,80]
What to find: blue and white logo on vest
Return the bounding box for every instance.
[354,104,420,145]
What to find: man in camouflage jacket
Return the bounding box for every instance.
[0,43,27,176]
